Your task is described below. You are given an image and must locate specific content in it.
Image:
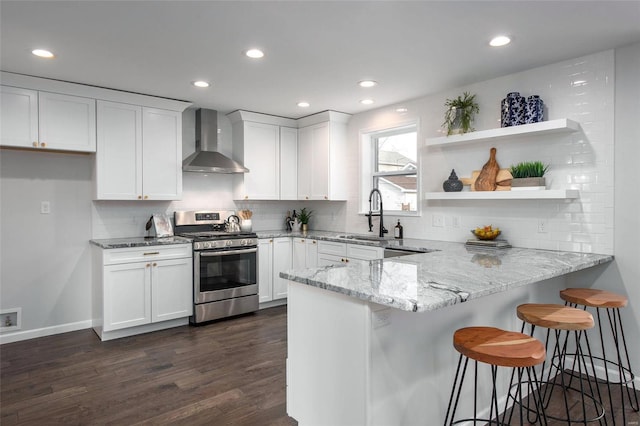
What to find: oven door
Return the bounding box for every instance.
[194,247,258,303]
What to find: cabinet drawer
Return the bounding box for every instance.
[347,244,383,261]
[317,240,346,256]
[103,244,192,265]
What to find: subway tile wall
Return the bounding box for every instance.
[346,50,615,254]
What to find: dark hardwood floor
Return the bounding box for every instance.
[1,306,296,425]
[2,305,638,425]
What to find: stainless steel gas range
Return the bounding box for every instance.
[174,210,258,324]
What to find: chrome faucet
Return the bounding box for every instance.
[367,188,387,237]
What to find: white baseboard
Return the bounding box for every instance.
[0,320,93,345]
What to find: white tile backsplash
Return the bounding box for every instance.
[346,50,615,254]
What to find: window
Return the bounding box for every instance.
[361,124,418,214]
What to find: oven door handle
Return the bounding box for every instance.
[199,248,257,257]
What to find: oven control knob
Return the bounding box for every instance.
[226,240,233,247]
[204,242,211,249]
[240,239,247,246]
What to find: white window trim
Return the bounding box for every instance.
[358,120,421,217]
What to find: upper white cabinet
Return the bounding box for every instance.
[96,101,182,200]
[228,110,298,200]
[1,86,96,152]
[297,111,350,201]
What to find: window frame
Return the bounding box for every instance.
[359,121,420,216]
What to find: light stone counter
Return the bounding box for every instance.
[90,236,192,249]
[279,235,613,312]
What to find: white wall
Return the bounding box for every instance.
[346,50,615,255]
[2,45,637,344]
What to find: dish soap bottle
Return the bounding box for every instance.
[394,220,403,239]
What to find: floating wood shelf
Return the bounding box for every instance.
[424,190,579,200]
[425,119,581,147]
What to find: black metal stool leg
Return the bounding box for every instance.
[444,353,468,426]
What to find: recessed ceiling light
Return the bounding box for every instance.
[360,99,374,105]
[297,101,310,108]
[396,107,408,113]
[245,48,264,59]
[359,80,377,88]
[489,35,511,47]
[32,49,54,58]
[192,81,210,88]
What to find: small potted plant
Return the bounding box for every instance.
[442,92,480,135]
[298,208,313,232]
[509,161,549,190]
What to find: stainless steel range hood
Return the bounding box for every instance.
[182,109,249,173]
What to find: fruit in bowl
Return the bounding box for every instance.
[472,225,501,240]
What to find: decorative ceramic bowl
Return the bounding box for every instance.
[471,229,501,240]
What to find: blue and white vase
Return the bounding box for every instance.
[525,95,544,123]
[501,92,526,127]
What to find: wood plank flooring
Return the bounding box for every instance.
[1,306,296,425]
[2,305,638,425]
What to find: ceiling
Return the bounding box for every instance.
[2,1,639,119]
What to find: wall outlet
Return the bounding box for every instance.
[40,201,50,214]
[538,219,548,233]
[452,216,461,228]
[432,214,444,227]
[0,308,21,332]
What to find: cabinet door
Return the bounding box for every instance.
[38,91,96,152]
[280,126,298,200]
[273,237,292,300]
[96,101,142,200]
[317,253,345,267]
[0,86,38,148]
[310,122,330,200]
[142,108,182,200]
[292,238,307,270]
[103,262,151,331]
[243,122,280,200]
[258,239,273,303]
[151,257,193,322]
[297,126,313,200]
[306,239,318,268]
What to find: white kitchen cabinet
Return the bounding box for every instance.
[280,126,298,200]
[297,111,350,201]
[258,239,274,303]
[229,110,298,200]
[317,240,383,266]
[1,86,96,152]
[292,237,318,269]
[93,244,192,340]
[258,237,293,304]
[273,238,293,299]
[95,101,182,200]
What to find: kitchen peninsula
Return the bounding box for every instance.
[281,241,612,425]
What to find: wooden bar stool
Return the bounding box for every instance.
[444,326,548,425]
[560,288,639,425]
[517,303,606,425]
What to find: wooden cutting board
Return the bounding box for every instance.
[460,169,513,191]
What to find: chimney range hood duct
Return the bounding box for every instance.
[182,108,249,173]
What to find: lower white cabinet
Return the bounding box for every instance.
[93,244,192,340]
[258,237,292,303]
[292,237,318,269]
[317,240,383,266]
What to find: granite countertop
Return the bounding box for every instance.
[90,236,192,249]
[278,233,613,313]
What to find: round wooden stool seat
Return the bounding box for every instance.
[560,287,628,308]
[517,303,594,331]
[453,326,545,368]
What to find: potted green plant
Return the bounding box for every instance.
[442,92,480,135]
[509,161,549,190]
[298,208,313,232]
